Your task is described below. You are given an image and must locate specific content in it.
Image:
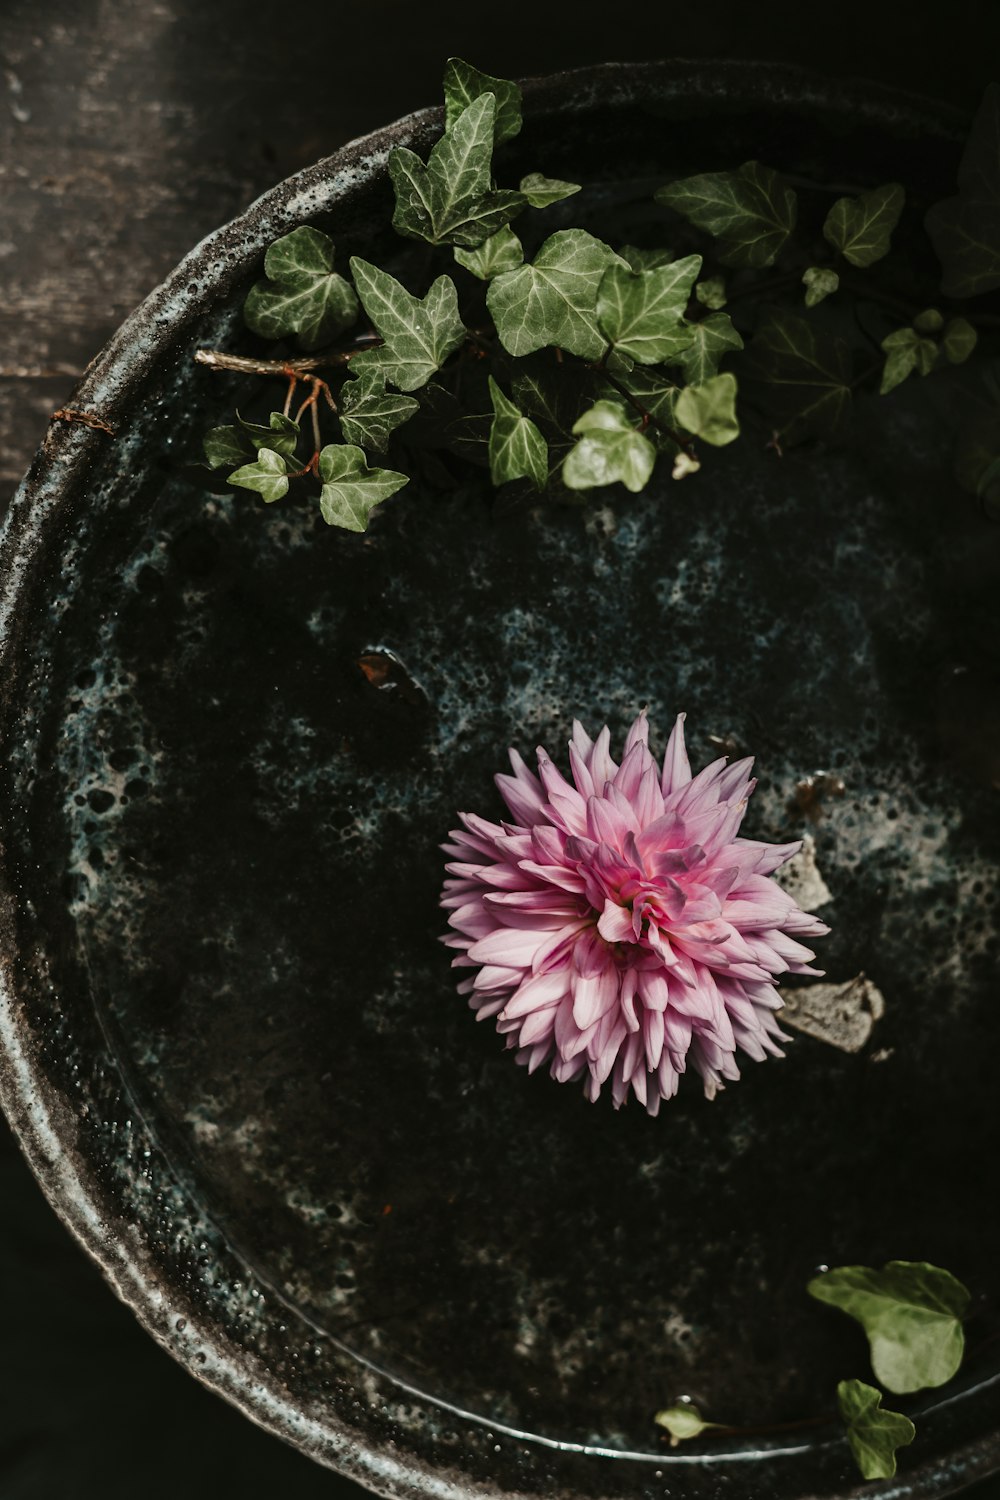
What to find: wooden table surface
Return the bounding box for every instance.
[2,1,999,1494]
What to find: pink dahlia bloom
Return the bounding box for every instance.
[441,712,829,1114]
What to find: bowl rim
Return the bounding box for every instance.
[0,56,993,1500]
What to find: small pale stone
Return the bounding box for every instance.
[775,833,833,910]
[779,974,886,1054]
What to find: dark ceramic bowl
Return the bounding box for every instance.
[2,60,1000,1500]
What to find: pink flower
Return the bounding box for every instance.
[441,712,829,1114]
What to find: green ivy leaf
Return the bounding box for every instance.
[203,425,253,469]
[913,307,945,334]
[243,227,359,351]
[802,266,840,307]
[596,257,702,364]
[808,1261,970,1393]
[390,94,525,248]
[317,443,409,530]
[742,309,852,442]
[338,372,419,452]
[562,399,656,492]
[519,172,582,208]
[942,316,978,364]
[671,311,743,384]
[655,161,797,268]
[487,229,626,360]
[823,184,905,268]
[454,224,524,280]
[349,260,466,391]
[880,326,939,394]
[837,1380,915,1482]
[228,447,289,503]
[236,409,300,459]
[695,275,727,309]
[925,83,1000,297]
[443,57,522,145]
[620,245,678,272]
[675,372,739,446]
[654,1403,719,1446]
[487,376,548,488]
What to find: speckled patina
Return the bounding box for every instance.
[2,61,999,1500]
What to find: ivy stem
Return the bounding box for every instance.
[598,366,693,453]
[282,373,297,417]
[194,345,377,376]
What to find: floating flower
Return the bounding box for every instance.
[440,712,829,1114]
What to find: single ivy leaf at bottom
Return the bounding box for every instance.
[808,1261,970,1394]
[942,317,978,364]
[802,266,840,307]
[228,447,289,503]
[338,372,419,452]
[317,443,409,530]
[487,376,548,489]
[837,1380,915,1481]
[880,327,938,394]
[654,1403,720,1447]
[742,309,852,443]
[562,399,656,493]
[675,372,739,446]
[671,312,743,384]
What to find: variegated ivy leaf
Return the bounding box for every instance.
[243,227,359,351]
[487,376,548,489]
[656,161,797,268]
[942,316,978,364]
[389,93,525,248]
[487,229,627,360]
[596,257,702,364]
[236,410,300,459]
[802,266,840,307]
[228,447,289,503]
[317,443,409,531]
[742,309,852,442]
[203,425,254,470]
[454,224,524,280]
[809,1261,970,1393]
[443,57,522,145]
[519,172,582,208]
[562,399,656,493]
[837,1381,915,1482]
[349,260,466,391]
[338,372,419,453]
[675,372,739,446]
[823,183,905,268]
[925,83,1000,297]
[695,275,727,309]
[671,312,743,385]
[880,326,938,394]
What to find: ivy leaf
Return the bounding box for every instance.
[596,257,702,364]
[454,224,524,280]
[620,245,678,272]
[913,307,945,334]
[654,1403,719,1446]
[488,229,626,360]
[487,376,548,489]
[925,83,1000,297]
[880,327,939,394]
[742,309,852,442]
[511,359,594,449]
[802,267,840,307]
[338,372,419,452]
[390,94,525,248]
[695,275,727,309]
[243,227,359,351]
[655,161,797,268]
[808,1261,970,1393]
[838,1380,915,1482]
[228,447,289,503]
[443,57,522,145]
[823,184,904,268]
[349,260,466,391]
[671,311,743,384]
[675,372,739,446]
[317,443,409,531]
[943,317,978,363]
[562,399,656,493]
[236,410,300,459]
[519,172,582,208]
[203,425,253,469]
